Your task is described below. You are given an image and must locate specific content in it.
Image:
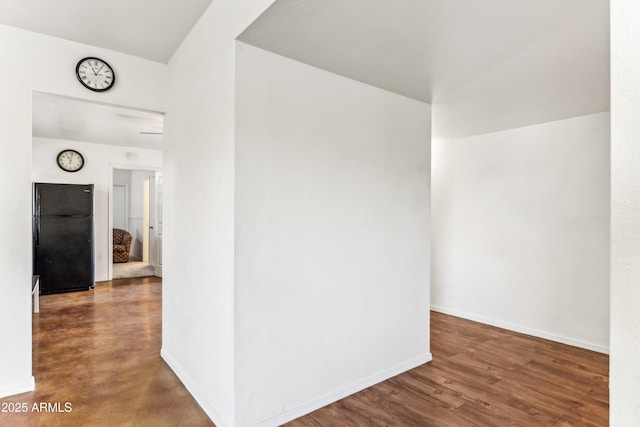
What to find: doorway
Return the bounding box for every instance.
[111,168,162,280]
[32,91,164,283]
[31,91,164,399]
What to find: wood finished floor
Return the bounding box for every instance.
[288,312,609,427]
[0,278,608,426]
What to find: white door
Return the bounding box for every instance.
[149,172,163,277]
[143,178,150,263]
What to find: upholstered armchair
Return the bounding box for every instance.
[113,228,132,263]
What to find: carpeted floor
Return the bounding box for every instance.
[112,260,156,279]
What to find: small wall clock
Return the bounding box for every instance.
[76,57,115,92]
[57,149,85,172]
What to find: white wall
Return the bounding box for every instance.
[162,1,276,426]
[32,138,162,281]
[113,169,131,230]
[234,44,431,426]
[0,24,166,398]
[432,112,610,352]
[611,0,640,424]
[113,169,132,185]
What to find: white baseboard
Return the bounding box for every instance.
[0,376,35,399]
[160,348,230,427]
[431,304,609,354]
[253,353,433,427]
[162,349,433,427]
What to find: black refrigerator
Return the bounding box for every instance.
[33,183,95,294]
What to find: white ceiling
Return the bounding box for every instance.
[8,0,608,145]
[432,1,610,139]
[0,0,213,63]
[239,0,609,104]
[33,92,164,149]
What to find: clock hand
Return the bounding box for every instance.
[96,64,104,74]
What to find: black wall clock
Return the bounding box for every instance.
[76,57,115,92]
[57,149,85,172]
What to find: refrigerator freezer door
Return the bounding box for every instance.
[34,215,94,294]
[34,183,93,216]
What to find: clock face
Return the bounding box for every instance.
[76,57,115,92]
[57,150,85,172]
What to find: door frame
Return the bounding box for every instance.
[108,164,162,281]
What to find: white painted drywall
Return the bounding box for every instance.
[112,184,127,229]
[234,43,431,426]
[610,0,640,424]
[113,169,132,185]
[113,169,132,230]
[32,138,162,281]
[162,1,275,426]
[0,24,166,398]
[431,112,610,352]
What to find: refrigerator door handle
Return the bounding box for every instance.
[36,188,41,217]
[35,218,40,246]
